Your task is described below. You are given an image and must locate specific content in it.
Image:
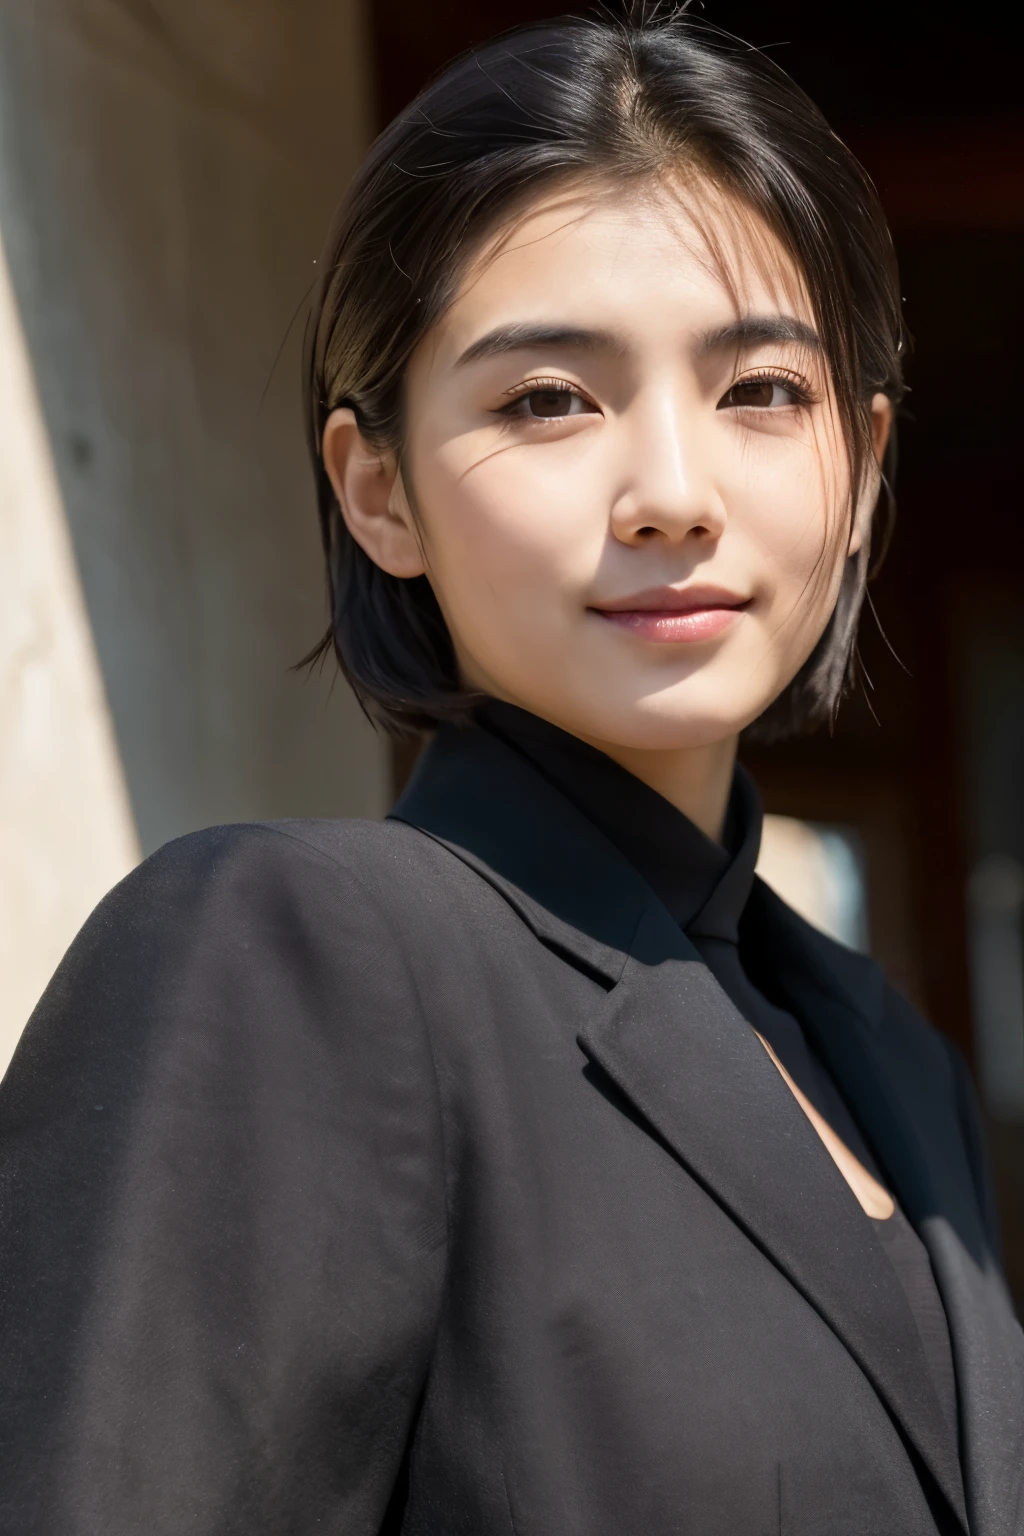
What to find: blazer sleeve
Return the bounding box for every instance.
[0,823,448,1536]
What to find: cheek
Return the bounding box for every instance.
[732,442,842,608]
[417,438,603,624]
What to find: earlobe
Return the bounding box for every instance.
[320,407,426,579]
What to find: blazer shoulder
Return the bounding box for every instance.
[93,814,453,935]
[125,813,420,885]
[7,816,458,1144]
[34,814,516,1040]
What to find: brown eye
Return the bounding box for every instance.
[527,389,574,418]
[502,384,598,421]
[720,378,799,410]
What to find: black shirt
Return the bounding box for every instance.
[479,700,961,1453]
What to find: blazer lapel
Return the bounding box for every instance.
[395,726,969,1530]
[748,880,1024,1536]
[580,897,968,1532]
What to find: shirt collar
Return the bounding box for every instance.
[476,701,763,942]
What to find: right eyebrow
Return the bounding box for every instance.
[453,322,624,369]
[696,314,822,356]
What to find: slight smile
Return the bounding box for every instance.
[590,585,751,643]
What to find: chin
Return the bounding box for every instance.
[573,681,782,753]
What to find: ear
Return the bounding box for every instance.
[848,393,893,557]
[320,407,426,579]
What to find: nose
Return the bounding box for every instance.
[609,388,727,547]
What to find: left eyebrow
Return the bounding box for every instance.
[453,322,624,369]
[696,314,821,356]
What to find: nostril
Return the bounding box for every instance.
[634,522,714,540]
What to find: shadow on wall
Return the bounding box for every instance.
[0,1,391,1064]
[0,219,138,1068]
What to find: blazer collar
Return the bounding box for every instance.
[393,722,649,983]
[393,723,968,1530]
[476,698,762,939]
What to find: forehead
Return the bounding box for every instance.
[427,176,813,365]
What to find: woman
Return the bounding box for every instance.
[1,12,1020,1536]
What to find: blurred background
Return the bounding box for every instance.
[1,1,1022,1301]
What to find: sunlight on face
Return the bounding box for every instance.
[397,178,860,753]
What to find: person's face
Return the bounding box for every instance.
[325,178,889,753]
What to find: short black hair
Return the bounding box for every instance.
[303,10,905,740]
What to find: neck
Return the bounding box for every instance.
[576,732,739,843]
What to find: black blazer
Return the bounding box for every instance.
[1,722,1021,1536]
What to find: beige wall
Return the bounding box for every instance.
[0,219,140,1065]
[0,0,386,1071]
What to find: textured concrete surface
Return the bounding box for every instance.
[0,0,386,1068]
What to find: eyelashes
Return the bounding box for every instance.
[496,369,819,423]
[498,377,599,421]
[718,371,817,410]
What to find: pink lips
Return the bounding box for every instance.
[590,585,750,644]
